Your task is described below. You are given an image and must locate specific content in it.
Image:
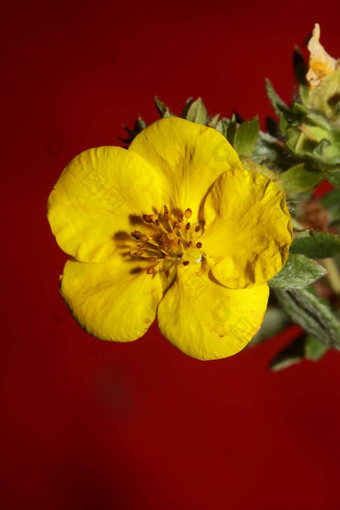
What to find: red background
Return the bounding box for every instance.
[2,1,340,508]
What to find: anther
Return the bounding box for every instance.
[173,221,180,229]
[148,257,156,262]
[164,205,169,219]
[187,241,192,248]
[195,225,201,232]
[185,222,190,230]
[165,270,170,279]
[185,208,192,218]
[183,260,190,266]
[143,214,153,223]
[135,250,144,256]
[196,242,202,249]
[147,267,155,274]
[177,215,183,222]
[131,231,142,239]
[178,252,184,258]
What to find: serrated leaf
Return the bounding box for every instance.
[304,334,329,360]
[274,287,340,348]
[270,336,305,371]
[154,96,168,117]
[234,117,260,157]
[186,97,207,124]
[280,163,324,192]
[265,79,292,119]
[269,254,326,289]
[290,232,340,258]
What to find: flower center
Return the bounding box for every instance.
[130,206,205,276]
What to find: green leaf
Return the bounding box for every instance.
[265,79,292,119]
[250,306,290,345]
[293,47,308,86]
[274,287,340,348]
[321,189,340,224]
[233,117,260,157]
[207,113,220,128]
[291,102,309,115]
[154,96,168,117]
[290,232,340,258]
[280,163,324,192]
[216,118,229,137]
[181,97,193,118]
[270,336,305,371]
[325,170,340,188]
[269,254,326,289]
[252,131,286,168]
[226,114,237,146]
[135,117,146,131]
[304,334,329,360]
[186,97,207,125]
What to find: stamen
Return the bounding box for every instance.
[177,215,183,223]
[187,241,192,248]
[178,252,184,258]
[134,250,144,256]
[148,257,156,262]
[196,242,202,249]
[147,267,155,274]
[183,260,190,266]
[143,214,154,223]
[173,221,180,229]
[131,231,142,239]
[165,270,170,279]
[185,222,190,230]
[185,208,192,218]
[195,225,201,232]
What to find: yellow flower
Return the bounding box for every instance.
[47,117,292,360]
[306,23,337,88]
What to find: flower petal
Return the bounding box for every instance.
[60,257,164,342]
[129,117,242,218]
[47,146,169,262]
[201,167,292,289]
[157,264,269,360]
